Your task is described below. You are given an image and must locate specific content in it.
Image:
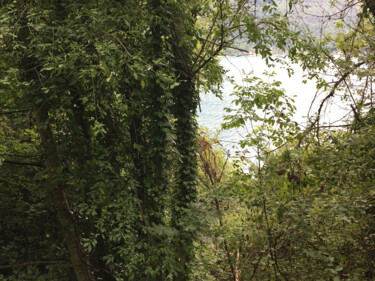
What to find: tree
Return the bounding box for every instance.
[4,0,372,280]
[0,0,214,279]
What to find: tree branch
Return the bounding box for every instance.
[0,109,30,115]
[0,260,67,270]
[3,160,44,167]
[311,61,365,143]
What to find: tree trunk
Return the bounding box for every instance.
[169,6,199,280]
[33,105,93,281]
[365,0,375,17]
[172,73,198,281]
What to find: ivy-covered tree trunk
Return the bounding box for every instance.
[172,77,198,281]
[126,1,175,278]
[171,21,198,279]
[71,92,117,281]
[145,0,172,227]
[13,4,93,279]
[33,105,93,281]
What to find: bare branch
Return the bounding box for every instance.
[313,61,365,141]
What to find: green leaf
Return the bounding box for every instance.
[178,38,184,47]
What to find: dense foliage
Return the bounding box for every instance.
[0,0,374,280]
[194,119,375,280]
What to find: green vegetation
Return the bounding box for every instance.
[0,0,374,280]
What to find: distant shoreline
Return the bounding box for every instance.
[218,53,287,59]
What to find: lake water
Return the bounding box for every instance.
[197,55,347,151]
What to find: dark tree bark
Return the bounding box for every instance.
[33,105,93,281]
[365,0,375,17]
[15,5,93,279]
[171,20,199,279]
